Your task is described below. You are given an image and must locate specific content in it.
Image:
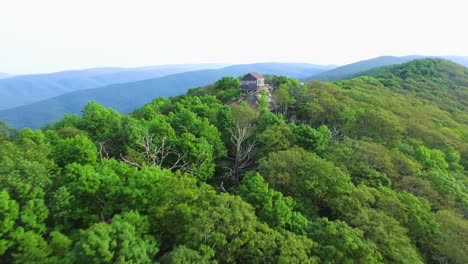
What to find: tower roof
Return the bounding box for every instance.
[242,72,264,80]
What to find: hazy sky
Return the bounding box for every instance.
[1,0,467,74]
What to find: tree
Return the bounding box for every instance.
[213,76,240,91]
[325,138,393,187]
[415,146,449,171]
[175,192,317,263]
[48,231,72,262]
[258,147,354,215]
[50,160,129,228]
[393,176,455,211]
[352,108,405,143]
[443,146,464,171]
[169,108,225,159]
[140,168,318,263]
[273,84,295,115]
[420,171,468,213]
[0,190,19,255]
[131,97,172,121]
[293,124,331,155]
[52,114,81,131]
[349,208,423,264]
[80,101,122,142]
[174,133,215,181]
[256,108,281,132]
[210,77,241,103]
[256,124,295,156]
[308,218,382,263]
[52,134,98,167]
[237,172,308,233]
[225,124,256,185]
[432,210,468,264]
[215,105,235,142]
[68,212,158,263]
[0,120,15,142]
[11,230,51,263]
[367,187,439,258]
[230,103,258,128]
[160,245,214,264]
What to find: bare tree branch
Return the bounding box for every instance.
[120,153,143,169]
[98,140,110,164]
[121,134,208,177]
[225,124,256,185]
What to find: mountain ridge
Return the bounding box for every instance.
[355,58,468,114]
[0,64,229,110]
[305,55,468,82]
[0,62,334,129]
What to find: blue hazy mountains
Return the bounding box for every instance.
[0,64,228,110]
[0,63,335,129]
[0,72,11,79]
[2,56,467,130]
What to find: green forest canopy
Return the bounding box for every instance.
[0,58,467,263]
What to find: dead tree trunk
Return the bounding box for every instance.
[226,124,256,185]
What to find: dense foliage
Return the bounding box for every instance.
[305,55,423,82]
[0,59,467,263]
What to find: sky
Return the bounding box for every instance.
[0,0,467,74]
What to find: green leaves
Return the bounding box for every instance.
[80,101,122,141]
[1,70,467,263]
[52,134,98,167]
[432,210,468,264]
[0,190,19,255]
[308,218,382,264]
[210,76,241,103]
[415,146,449,171]
[238,172,308,233]
[293,124,331,154]
[349,208,423,264]
[259,147,354,214]
[69,212,158,264]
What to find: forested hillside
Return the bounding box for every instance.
[0,58,466,263]
[305,55,468,82]
[305,55,423,81]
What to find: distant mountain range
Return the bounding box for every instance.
[2,55,467,129]
[441,56,468,67]
[0,64,229,110]
[0,72,11,79]
[0,63,335,129]
[305,55,468,81]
